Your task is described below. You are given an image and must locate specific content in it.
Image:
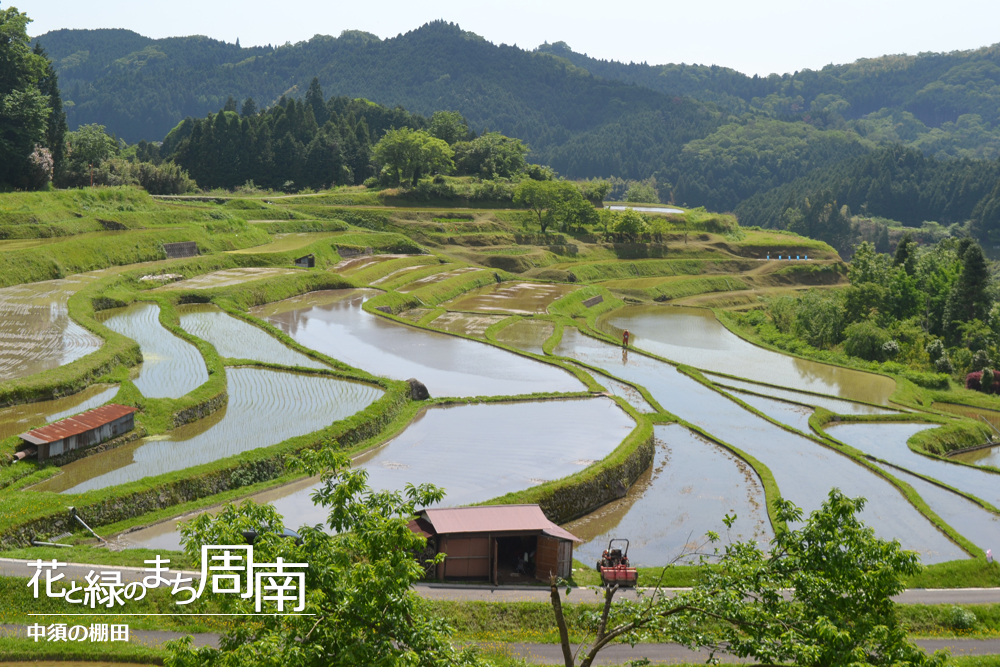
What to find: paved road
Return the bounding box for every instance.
[2,559,999,604]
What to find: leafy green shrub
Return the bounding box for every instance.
[927,339,945,362]
[843,321,891,361]
[949,606,977,630]
[935,354,955,374]
[901,370,950,389]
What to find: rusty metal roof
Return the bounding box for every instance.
[19,404,138,446]
[419,505,581,542]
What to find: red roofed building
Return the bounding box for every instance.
[19,404,138,462]
[409,505,580,584]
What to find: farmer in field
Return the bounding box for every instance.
[622,329,630,348]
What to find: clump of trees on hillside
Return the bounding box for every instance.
[731,234,998,385]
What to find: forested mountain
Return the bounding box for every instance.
[33,21,722,181]
[734,146,1000,243]
[536,41,1000,161]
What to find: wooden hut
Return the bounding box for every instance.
[409,505,580,584]
[19,404,138,462]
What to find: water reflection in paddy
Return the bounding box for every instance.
[876,463,1000,555]
[826,422,1000,509]
[554,328,965,563]
[126,398,634,550]
[35,368,383,494]
[602,305,895,405]
[255,290,583,398]
[933,402,1000,433]
[568,424,772,567]
[178,304,326,369]
[99,303,208,399]
[0,274,103,381]
[496,320,553,355]
[725,389,815,434]
[952,445,1000,468]
[0,384,118,441]
[707,374,897,416]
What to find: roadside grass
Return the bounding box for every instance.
[0,636,168,664]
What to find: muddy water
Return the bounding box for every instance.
[554,328,965,563]
[0,384,118,441]
[568,424,772,567]
[496,320,554,355]
[933,402,1000,433]
[952,445,1000,468]
[156,268,298,290]
[254,290,583,398]
[431,312,505,337]
[725,389,816,434]
[444,282,578,314]
[0,275,103,380]
[826,422,1000,509]
[877,463,1000,555]
[99,303,208,399]
[178,304,326,369]
[35,368,383,494]
[602,306,895,405]
[126,398,633,550]
[707,374,897,416]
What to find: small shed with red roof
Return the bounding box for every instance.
[409,505,580,584]
[19,404,138,462]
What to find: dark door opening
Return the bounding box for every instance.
[494,535,538,585]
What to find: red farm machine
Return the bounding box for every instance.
[597,539,638,587]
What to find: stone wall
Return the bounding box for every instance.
[536,433,655,524]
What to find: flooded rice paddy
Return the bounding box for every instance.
[34,368,383,494]
[126,398,633,550]
[826,422,1000,509]
[724,389,816,435]
[877,463,1000,555]
[177,304,326,369]
[706,374,897,416]
[602,305,896,405]
[333,254,408,274]
[444,282,578,314]
[568,424,772,567]
[496,319,553,355]
[254,290,583,397]
[0,274,104,380]
[0,384,118,441]
[554,327,965,563]
[155,268,298,290]
[431,312,505,337]
[951,445,1000,468]
[933,402,1000,433]
[98,303,208,399]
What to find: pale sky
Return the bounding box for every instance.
[17,0,1000,77]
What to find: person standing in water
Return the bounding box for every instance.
[622,329,630,348]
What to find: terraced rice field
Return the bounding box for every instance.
[0,274,104,380]
[125,397,634,550]
[443,281,578,314]
[707,374,898,415]
[155,267,299,290]
[568,424,772,566]
[396,267,481,292]
[430,312,505,337]
[34,368,383,494]
[98,303,208,398]
[554,327,966,564]
[254,289,583,398]
[603,305,896,405]
[178,304,327,369]
[495,319,554,355]
[228,232,335,254]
